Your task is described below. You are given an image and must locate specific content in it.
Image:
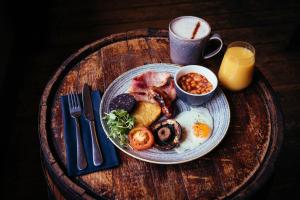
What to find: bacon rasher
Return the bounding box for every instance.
[128,71,176,118]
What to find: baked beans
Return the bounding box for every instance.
[178,73,213,94]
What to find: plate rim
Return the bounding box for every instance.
[100,63,230,164]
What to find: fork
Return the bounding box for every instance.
[68,92,88,170]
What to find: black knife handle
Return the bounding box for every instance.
[89,120,103,166]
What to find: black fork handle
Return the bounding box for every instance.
[74,117,87,170]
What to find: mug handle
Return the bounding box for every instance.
[203,33,223,59]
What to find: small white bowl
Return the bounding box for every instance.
[174,65,218,106]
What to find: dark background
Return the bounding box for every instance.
[2,0,300,199]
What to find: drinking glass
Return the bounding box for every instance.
[218,41,255,91]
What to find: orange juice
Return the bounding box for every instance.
[218,42,255,91]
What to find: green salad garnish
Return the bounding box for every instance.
[103,109,135,146]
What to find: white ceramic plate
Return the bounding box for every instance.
[100,63,230,164]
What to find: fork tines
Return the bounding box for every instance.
[68,92,80,109]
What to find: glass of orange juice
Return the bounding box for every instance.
[218,41,255,91]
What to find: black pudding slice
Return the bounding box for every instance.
[109,93,137,113]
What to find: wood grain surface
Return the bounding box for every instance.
[4,0,300,199]
[38,29,283,200]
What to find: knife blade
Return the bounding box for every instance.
[83,84,95,121]
[82,84,103,166]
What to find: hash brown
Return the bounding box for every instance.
[133,102,161,127]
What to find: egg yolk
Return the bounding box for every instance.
[192,123,211,138]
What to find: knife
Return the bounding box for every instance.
[82,84,103,166]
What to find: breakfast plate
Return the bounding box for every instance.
[100,63,230,164]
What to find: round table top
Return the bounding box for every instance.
[38,28,284,200]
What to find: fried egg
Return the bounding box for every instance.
[175,107,213,153]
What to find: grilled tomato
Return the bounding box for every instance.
[128,127,154,150]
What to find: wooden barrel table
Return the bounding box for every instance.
[38,28,284,200]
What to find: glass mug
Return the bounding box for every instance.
[218,41,255,91]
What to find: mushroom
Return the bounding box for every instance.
[157,127,171,142]
[152,119,182,151]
